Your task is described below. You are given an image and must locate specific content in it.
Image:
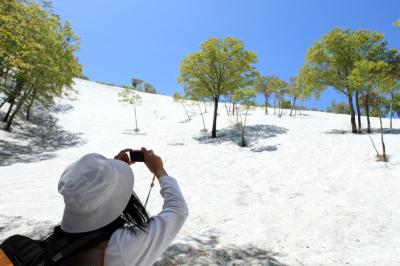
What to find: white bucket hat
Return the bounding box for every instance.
[58,153,134,233]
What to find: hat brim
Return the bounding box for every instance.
[61,159,134,233]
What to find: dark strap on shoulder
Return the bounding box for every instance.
[51,229,107,263]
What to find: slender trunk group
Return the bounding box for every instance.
[264,92,269,115]
[348,94,357,133]
[290,96,297,116]
[5,87,31,131]
[389,93,394,130]
[377,99,387,161]
[365,91,371,133]
[355,91,362,133]
[26,91,37,121]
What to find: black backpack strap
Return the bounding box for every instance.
[50,229,108,264]
[0,235,44,266]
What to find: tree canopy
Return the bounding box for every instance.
[300,28,388,133]
[0,0,81,130]
[178,37,257,137]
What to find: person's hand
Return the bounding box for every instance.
[114,148,134,165]
[141,147,168,178]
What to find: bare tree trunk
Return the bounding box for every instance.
[241,110,249,147]
[203,100,207,113]
[348,94,357,133]
[181,103,191,121]
[365,91,371,133]
[355,91,362,133]
[3,99,15,122]
[224,97,230,116]
[26,91,36,121]
[5,88,30,131]
[134,107,138,131]
[3,81,23,122]
[389,92,394,130]
[264,92,269,115]
[378,99,387,161]
[273,95,277,115]
[232,102,236,115]
[211,96,219,138]
[197,102,206,131]
[290,96,297,116]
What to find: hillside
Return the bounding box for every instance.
[1,79,399,266]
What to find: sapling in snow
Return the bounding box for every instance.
[172,92,191,121]
[118,88,142,132]
[232,88,256,147]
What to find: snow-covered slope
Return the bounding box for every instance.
[1,79,399,265]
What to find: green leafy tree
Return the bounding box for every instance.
[301,28,386,133]
[131,78,143,91]
[326,100,350,114]
[178,37,257,138]
[254,74,272,115]
[118,88,142,131]
[143,82,157,94]
[349,60,397,161]
[1,0,81,131]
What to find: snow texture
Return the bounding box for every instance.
[1,79,400,266]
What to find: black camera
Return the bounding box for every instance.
[129,150,145,162]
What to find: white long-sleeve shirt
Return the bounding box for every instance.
[104,176,188,266]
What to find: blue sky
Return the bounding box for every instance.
[53,0,399,110]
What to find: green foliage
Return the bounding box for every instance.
[178,37,258,98]
[131,78,143,90]
[0,0,81,130]
[349,60,398,95]
[178,37,257,137]
[143,83,157,94]
[303,28,386,96]
[395,20,400,28]
[326,100,350,114]
[118,88,142,106]
[172,91,183,102]
[130,77,157,94]
[232,87,256,109]
[254,75,286,96]
[280,99,292,109]
[300,28,390,132]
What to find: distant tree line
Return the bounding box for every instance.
[0,0,81,131]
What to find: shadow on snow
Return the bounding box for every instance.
[193,124,288,151]
[325,128,400,135]
[154,233,288,266]
[0,104,86,166]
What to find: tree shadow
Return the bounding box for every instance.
[154,233,288,266]
[123,129,148,136]
[325,128,400,135]
[193,124,288,147]
[0,105,86,166]
[251,145,279,152]
[49,103,74,113]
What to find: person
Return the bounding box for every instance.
[45,147,188,266]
